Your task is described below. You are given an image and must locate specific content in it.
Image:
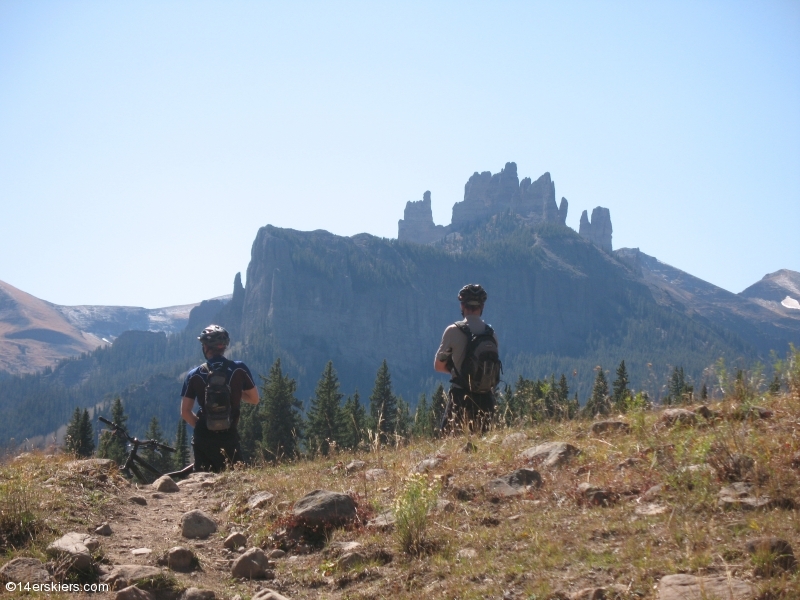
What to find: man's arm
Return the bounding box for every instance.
[241,386,259,405]
[434,325,455,373]
[434,358,450,373]
[181,396,198,428]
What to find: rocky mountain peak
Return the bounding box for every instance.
[579,207,613,252]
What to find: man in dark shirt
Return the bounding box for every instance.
[181,324,259,472]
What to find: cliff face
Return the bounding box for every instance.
[397,162,572,245]
[579,207,613,252]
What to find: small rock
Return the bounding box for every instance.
[292,490,357,529]
[94,522,113,536]
[412,458,443,473]
[519,442,580,468]
[181,510,217,539]
[656,573,754,600]
[247,491,275,510]
[460,441,478,453]
[501,432,527,447]
[152,475,180,493]
[224,532,247,549]
[252,590,292,600]
[635,503,668,516]
[616,457,641,470]
[436,499,454,513]
[345,460,366,473]
[365,468,388,481]
[181,588,216,600]
[268,549,286,559]
[577,482,616,506]
[131,548,152,556]
[129,496,148,506]
[718,482,794,510]
[101,565,163,591]
[641,484,663,501]
[745,536,796,575]
[115,586,155,600]
[692,405,717,420]
[0,557,51,584]
[277,500,292,510]
[590,420,630,435]
[336,551,366,570]
[367,512,396,530]
[457,548,478,559]
[166,546,196,572]
[571,585,628,600]
[329,541,363,554]
[231,547,272,579]
[659,408,697,427]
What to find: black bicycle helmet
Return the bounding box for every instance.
[458,283,487,306]
[198,324,230,348]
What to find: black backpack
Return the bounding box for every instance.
[454,323,502,394]
[203,359,233,431]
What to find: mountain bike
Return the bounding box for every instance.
[98,416,194,484]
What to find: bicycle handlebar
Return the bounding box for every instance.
[98,415,175,453]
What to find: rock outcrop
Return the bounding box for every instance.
[397,162,568,244]
[579,207,613,252]
[397,191,448,244]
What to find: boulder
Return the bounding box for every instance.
[367,512,396,530]
[252,590,292,600]
[335,551,366,570]
[656,573,755,600]
[745,536,796,575]
[268,549,286,559]
[231,547,272,579]
[101,565,163,591]
[46,532,99,571]
[181,510,217,539]
[328,540,363,555]
[0,557,50,584]
[247,491,275,510]
[692,405,717,420]
[457,548,478,559]
[519,442,580,468]
[224,532,247,549]
[129,496,147,506]
[152,475,180,493]
[485,468,542,499]
[590,421,630,435]
[115,586,155,600]
[94,522,113,536]
[659,409,697,427]
[166,546,196,572]
[718,482,794,510]
[577,482,616,506]
[292,490,357,528]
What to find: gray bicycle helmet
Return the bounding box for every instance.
[198,324,230,348]
[458,284,487,306]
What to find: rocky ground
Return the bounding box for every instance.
[1,391,799,600]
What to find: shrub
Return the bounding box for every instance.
[393,473,440,554]
[0,478,41,550]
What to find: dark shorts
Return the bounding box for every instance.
[192,420,242,473]
[442,387,495,433]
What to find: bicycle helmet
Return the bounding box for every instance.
[458,284,487,306]
[198,324,230,348]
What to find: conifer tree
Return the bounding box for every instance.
[341,391,366,450]
[174,419,190,469]
[667,366,689,405]
[369,360,397,440]
[64,407,85,456]
[260,359,304,461]
[237,402,262,463]
[79,409,94,457]
[584,369,610,417]
[97,397,129,465]
[306,361,345,455]
[700,383,708,400]
[394,395,411,442]
[412,394,433,438]
[612,360,631,411]
[558,374,570,404]
[430,383,447,433]
[142,416,171,473]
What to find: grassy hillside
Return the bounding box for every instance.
[1,366,798,599]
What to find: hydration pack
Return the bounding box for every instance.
[455,323,502,394]
[204,359,233,431]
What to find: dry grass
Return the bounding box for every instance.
[2,391,799,599]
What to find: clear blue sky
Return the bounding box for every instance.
[1,1,798,308]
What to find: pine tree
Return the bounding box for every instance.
[260,359,304,461]
[612,360,631,411]
[369,360,397,441]
[412,394,432,438]
[306,361,346,456]
[430,383,447,433]
[79,409,94,457]
[584,369,610,417]
[394,395,411,442]
[237,402,262,463]
[97,397,129,465]
[139,417,170,472]
[174,419,190,469]
[768,373,781,395]
[667,367,688,405]
[700,382,709,401]
[341,391,366,450]
[64,407,84,456]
